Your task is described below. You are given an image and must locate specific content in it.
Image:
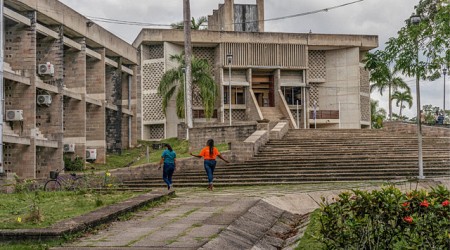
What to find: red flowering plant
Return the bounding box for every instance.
[318,185,450,249]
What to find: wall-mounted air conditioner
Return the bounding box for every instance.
[38,62,54,76]
[86,149,97,162]
[63,144,76,153]
[37,95,52,106]
[6,110,23,121]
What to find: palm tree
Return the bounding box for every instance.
[391,90,413,118]
[158,53,217,119]
[365,51,410,120]
[171,16,208,30]
[371,99,387,129]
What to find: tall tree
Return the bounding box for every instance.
[370,99,387,129]
[392,90,413,118]
[365,51,410,120]
[183,0,193,129]
[385,1,450,80]
[158,54,217,119]
[171,16,208,30]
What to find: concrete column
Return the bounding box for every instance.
[86,48,106,163]
[256,0,265,32]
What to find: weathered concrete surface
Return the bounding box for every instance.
[54,179,450,249]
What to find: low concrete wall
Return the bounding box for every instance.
[270,121,289,140]
[108,151,233,182]
[228,121,289,162]
[383,121,450,137]
[178,122,258,150]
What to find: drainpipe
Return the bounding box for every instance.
[128,75,132,148]
[0,0,4,174]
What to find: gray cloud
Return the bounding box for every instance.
[60,0,448,119]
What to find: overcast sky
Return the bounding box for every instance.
[60,0,448,118]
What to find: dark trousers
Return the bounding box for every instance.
[163,163,175,187]
[203,160,217,184]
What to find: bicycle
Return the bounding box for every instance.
[44,169,85,191]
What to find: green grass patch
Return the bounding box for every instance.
[88,138,228,172]
[0,239,65,250]
[0,191,140,229]
[295,210,325,250]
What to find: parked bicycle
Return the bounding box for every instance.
[44,169,85,191]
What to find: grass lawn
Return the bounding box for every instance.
[0,190,141,229]
[295,210,325,250]
[88,138,229,172]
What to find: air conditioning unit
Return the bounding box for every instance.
[63,144,75,153]
[37,95,52,106]
[86,149,97,162]
[38,62,54,76]
[6,110,23,121]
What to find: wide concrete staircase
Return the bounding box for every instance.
[260,107,285,128]
[122,129,450,189]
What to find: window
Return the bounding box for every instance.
[282,87,302,105]
[224,86,246,105]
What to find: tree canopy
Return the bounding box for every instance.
[171,16,208,30]
[158,53,217,119]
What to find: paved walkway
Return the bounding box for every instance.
[55,179,450,250]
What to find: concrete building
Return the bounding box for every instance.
[2,0,138,179]
[133,0,378,140]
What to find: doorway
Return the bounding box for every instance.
[251,74,274,107]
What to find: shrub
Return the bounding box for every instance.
[64,155,84,171]
[318,185,450,249]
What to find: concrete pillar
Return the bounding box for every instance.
[256,0,265,32]
[86,48,106,163]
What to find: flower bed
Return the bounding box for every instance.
[317,185,450,249]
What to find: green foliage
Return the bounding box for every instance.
[317,185,450,249]
[158,53,218,119]
[371,99,387,129]
[0,191,139,229]
[170,16,208,30]
[364,51,410,120]
[385,1,450,80]
[13,175,38,193]
[64,155,84,171]
[295,210,326,250]
[392,90,413,118]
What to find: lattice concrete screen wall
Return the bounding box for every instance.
[309,83,319,108]
[224,110,247,121]
[142,61,165,121]
[308,51,326,80]
[360,67,370,94]
[192,47,216,107]
[360,95,370,122]
[144,124,165,140]
[145,45,164,60]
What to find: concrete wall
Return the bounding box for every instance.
[383,121,450,137]
[2,3,138,179]
[178,123,258,150]
[325,48,361,129]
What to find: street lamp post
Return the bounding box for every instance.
[410,13,424,179]
[227,53,233,126]
[443,68,447,121]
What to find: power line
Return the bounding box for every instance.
[85,0,365,27]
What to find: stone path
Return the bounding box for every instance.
[55,179,450,250]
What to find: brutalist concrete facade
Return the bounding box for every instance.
[3,0,138,179]
[134,20,378,140]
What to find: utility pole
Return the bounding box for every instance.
[0,0,4,174]
[183,0,193,130]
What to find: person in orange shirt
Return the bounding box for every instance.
[190,139,229,191]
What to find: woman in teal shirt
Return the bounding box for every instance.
[159,144,176,190]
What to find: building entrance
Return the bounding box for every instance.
[251,75,274,107]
